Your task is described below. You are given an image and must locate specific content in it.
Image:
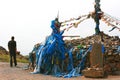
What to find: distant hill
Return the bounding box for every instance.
[0,46,9,55]
[0,46,28,63]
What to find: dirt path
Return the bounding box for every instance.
[0,62,120,80]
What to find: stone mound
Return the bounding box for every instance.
[65,32,120,75]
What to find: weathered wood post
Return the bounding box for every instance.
[94,0,101,34]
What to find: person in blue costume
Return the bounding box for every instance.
[32,18,66,74]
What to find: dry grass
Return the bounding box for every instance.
[0,54,29,63]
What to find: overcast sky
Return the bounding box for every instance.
[0,0,120,55]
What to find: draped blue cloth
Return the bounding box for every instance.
[31,19,91,78]
[67,48,74,72]
[31,19,66,74]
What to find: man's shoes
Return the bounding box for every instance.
[15,64,17,66]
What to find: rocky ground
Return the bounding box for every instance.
[0,62,120,80]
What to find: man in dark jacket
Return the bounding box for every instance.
[8,36,17,67]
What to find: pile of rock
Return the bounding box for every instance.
[65,32,120,75]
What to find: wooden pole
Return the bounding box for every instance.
[94,0,101,34]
